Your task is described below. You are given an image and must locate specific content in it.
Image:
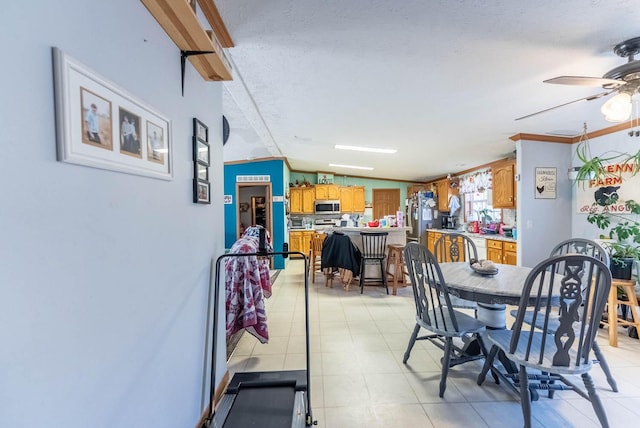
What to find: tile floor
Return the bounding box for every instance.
[227,260,640,428]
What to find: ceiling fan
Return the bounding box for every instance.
[516,36,640,122]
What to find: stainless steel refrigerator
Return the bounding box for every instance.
[406,191,440,245]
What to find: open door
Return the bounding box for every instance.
[237,183,273,241]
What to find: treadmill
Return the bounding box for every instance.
[202,230,316,427]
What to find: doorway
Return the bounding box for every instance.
[237,183,273,239]
[372,188,400,220]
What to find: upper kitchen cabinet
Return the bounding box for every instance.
[340,186,365,213]
[492,160,516,208]
[290,187,315,214]
[315,184,340,200]
[435,180,459,212]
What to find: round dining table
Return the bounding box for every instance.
[438,262,547,330]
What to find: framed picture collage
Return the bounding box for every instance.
[193,118,211,204]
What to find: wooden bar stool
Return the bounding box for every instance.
[603,278,640,347]
[385,244,407,295]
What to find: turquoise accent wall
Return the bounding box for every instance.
[224,160,287,269]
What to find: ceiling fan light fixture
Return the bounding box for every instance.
[601,92,632,122]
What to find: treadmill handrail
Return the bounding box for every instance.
[206,250,313,427]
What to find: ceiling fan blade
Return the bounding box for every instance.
[544,76,624,88]
[515,91,613,121]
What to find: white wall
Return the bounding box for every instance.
[517,140,573,267]
[0,2,225,427]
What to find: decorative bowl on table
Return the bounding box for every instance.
[367,221,379,227]
[470,259,499,276]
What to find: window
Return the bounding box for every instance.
[463,189,501,223]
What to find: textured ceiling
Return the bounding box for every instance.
[216,0,639,182]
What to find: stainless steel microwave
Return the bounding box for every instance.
[314,200,341,214]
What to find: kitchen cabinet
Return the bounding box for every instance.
[315,184,340,200]
[427,231,442,256]
[290,187,315,214]
[486,239,517,265]
[340,186,365,213]
[427,231,467,262]
[289,230,313,259]
[435,180,459,213]
[492,160,516,208]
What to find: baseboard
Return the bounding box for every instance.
[195,370,230,428]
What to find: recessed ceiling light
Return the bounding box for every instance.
[334,144,397,154]
[329,163,374,171]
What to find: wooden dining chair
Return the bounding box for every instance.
[478,254,612,428]
[359,232,389,294]
[308,232,326,283]
[433,233,478,310]
[403,242,491,397]
[511,238,618,393]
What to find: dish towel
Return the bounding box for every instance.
[448,195,461,216]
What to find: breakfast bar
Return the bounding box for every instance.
[320,226,410,290]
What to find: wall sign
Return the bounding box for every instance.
[535,167,557,199]
[576,162,640,213]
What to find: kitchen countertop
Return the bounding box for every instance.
[322,226,411,232]
[426,228,517,243]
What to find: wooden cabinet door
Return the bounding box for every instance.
[492,162,515,208]
[436,181,449,212]
[289,231,303,253]
[503,242,517,265]
[487,247,503,264]
[302,231,314,255]
[427,232,440,254]
[352,186,365,212]
[340,187,354,212]
[290,188,303,213]
[503,250,517,265]
[316,184,339,200]
[315,185,328,200]
[302,187,315,213]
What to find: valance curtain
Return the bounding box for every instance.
[458,169,492,194]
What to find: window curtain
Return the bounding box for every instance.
[458,169,492,194]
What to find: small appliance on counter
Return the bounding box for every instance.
[441,215,458,230]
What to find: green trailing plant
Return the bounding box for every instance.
[587,199,640,268]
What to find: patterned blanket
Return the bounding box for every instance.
[224,226,272,343]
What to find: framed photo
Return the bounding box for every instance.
[146,120,167,164]
[535,167,557,199]
[53,47,172,180]
[195,162,208,181]
[80,87,112,150]
[194,118,208,142]
[119,107,142,158]
[194,179,211,204]
[193,136,210,166]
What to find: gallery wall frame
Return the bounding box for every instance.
[52,47,173,180]
[192,116,211,204]
[193,136,210,166]
[194,179,211,204]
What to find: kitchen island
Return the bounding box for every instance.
[321,227,410,289]
[321,226,410,246]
